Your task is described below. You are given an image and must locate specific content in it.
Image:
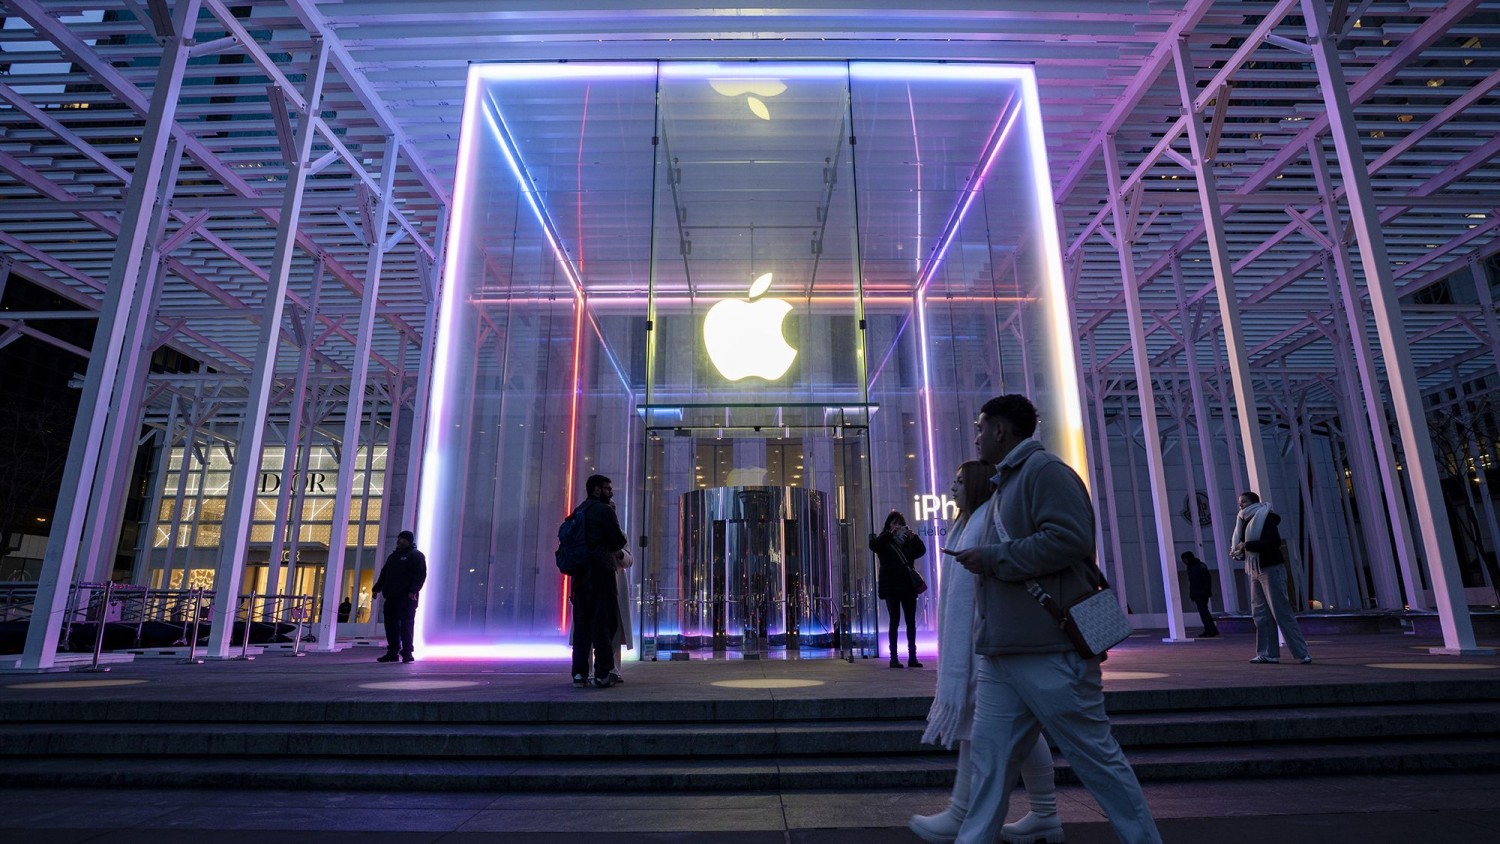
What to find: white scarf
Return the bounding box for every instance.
[1231,501,1271,572]
[920,497,996,749]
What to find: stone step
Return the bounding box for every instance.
[0,719,930,758]
[1107,700,1500,746]
[5,677,1498,725]
[2,701,1494,759]
[3,735,1498,792]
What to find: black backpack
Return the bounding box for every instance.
[555,501,597,576]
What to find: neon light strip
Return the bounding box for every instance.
[413,65,486,654]
[660,62,850,80]
[916,286,939,540]
[1018,68,1089,474]
[913,100,1022,297]
[560,298,585,633]
[474,63,657,82]
[481,103,584,302]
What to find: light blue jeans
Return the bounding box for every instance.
[1248,563,1309,661]
[957,651,1161,844]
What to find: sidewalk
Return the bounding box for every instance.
[3,772,1499,843]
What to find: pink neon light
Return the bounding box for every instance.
[560,296,585,633]
[422,643,575,661]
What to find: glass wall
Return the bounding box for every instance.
[418,61,1082,658]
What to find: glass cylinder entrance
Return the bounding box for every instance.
[676,486,831,651]
[415,61,1084,659]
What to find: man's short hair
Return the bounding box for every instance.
[1240,491,1261,504]
[586,474,613,496]
[979,394,1039,438]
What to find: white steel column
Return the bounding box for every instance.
[132,395,179,587]
[267,260,327,598]
[79,138,188,583]
[1308,148,1424,609]
[1174,260,1242,612]
[402,209,446,530]
[1102,138,1187,641]
[20,0,204,671]
[1467,262,1500,597]
[1089,365,1130,599]
[1171,38,1272,496]
[207,38,332,659]
[315,141,400,651]
[1302,0,1487,654]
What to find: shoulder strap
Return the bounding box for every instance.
[1024,580,1068,627]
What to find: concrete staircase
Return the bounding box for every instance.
[2,678,1498,791]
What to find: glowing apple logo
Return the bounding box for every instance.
[709,79,786,121]
[703,272,797,381]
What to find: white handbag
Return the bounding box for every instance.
[1025,571,1132,660]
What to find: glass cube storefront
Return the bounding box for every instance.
[416,61,1084,658]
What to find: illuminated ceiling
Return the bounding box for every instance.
[1,1,1497,418]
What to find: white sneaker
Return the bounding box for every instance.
[1001,811,1064,843]
[908,806,963,843]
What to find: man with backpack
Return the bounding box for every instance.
[559,474,627,688]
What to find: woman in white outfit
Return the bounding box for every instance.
[910,460,1064,844]
[608,547,633,684]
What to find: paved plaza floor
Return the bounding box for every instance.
[2,626,1498,842]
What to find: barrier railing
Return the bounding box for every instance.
[0,581,39,623]
[226,592,316,658]
[0,582,318,664]
[69,582,149,672]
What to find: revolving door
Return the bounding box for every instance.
[679,486,834,651]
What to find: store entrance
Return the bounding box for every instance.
[635,409,877,660]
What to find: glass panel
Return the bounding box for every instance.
[415,63,658,651]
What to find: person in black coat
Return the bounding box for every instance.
[568,474,628,688]
[1180,551,1218,638]
[870,510,927,668]
[372,530,426,663]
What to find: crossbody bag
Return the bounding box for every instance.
[1024,566,1131,660]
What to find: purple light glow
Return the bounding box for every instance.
[413,64,487,655]
[415,60,1082,656]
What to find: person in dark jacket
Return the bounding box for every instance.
[1181,551,1218,638]
[568,474,628,688]
[1231,491,1310,664]
[372,530,426,663]
[870,510,927,668]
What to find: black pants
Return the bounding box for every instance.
[381,595,416,658]
[886,595,917,658]
[1194,597,1218,635]
[571,575,618,680]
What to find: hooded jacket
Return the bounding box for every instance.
[970,438,1100,656]
[373,544,427,600]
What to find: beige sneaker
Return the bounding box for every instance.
[908,807,963,843]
